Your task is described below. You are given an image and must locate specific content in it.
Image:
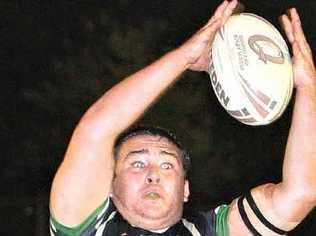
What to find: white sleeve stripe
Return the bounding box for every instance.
[95,211,117,235]
[97,198,110,220]
[49,226,56,236]
[50,219,56,232]
[182,218,202,236]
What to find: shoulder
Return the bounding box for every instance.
[50,198,117,236]
[182,204,229,236]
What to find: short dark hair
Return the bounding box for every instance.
[114,126,191,176]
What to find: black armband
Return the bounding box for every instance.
[238,192,289,235]
[245,191,288,235]
[237,196,262,236]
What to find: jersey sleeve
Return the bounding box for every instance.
[214,204,230,236]
[49,198,113,236]
[185,204,230,236]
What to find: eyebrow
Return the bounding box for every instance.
[125,149,149,159]
[125,149,178,159]
[160,150,178,158]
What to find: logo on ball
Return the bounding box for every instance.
[248,35,284,64]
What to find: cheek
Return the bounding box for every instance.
[163,174,185,198]
[113,172,144,197]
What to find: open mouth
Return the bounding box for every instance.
[145,192,161,200]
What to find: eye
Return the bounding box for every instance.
[161,162,173,170]
[131,161,145,169]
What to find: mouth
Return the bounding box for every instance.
[145,192,161,200]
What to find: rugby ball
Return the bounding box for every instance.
[209,13,293,126]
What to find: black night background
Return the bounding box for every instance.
[1,0,316,235]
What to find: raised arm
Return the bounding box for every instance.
[50,0,238,227]
[227,8,316,235]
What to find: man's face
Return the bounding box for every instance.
[111,134,190,230]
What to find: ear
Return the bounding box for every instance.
[109,186,113,198]
[183,180,190,202]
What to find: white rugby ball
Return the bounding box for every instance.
[209,13,293,126]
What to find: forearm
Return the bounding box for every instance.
[79,48,189,138]
[274,85,316,221]
[285,86,316,161]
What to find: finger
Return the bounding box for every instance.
[289,8,313,60]
[292,41,314,71]
[295,39,314,65]
[292,40,304,60]
[211,0,230,22]
[290,8,309,46]
[233,1,245,14]
[204,0,238,30]
[293,23,313,59]
[201,18,222,41]
[280,14,295,44]
[221,0,239,25]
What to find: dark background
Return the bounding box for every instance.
[1,0,316,235]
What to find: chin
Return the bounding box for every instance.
[133,204,183,230]
[112,194,184,230]
[140,207,169,220]
[139,199,176,217]
[133,214,180,231]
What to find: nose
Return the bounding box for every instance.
[146,167,160,184]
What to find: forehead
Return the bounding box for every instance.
[117,134,181,156]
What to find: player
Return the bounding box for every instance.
[49,0,316,235]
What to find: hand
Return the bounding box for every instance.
[280,8,316,90]
[177,0,238,72]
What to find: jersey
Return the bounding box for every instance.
[50,198,230,236]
